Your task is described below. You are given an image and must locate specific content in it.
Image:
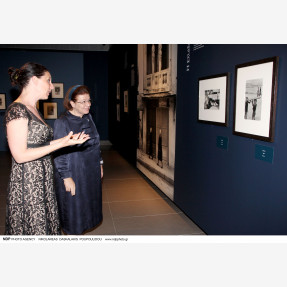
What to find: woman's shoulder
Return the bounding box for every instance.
[5,102,30,124]
[55,111,69,121]
[54,111,70,128]
[85,113,95,123]
[7,101,26,112]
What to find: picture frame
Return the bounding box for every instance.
[131,64,135,87]
[233,56,279,142]
[51,83,64,98]
[198,73,229,126]
[117,81,120,100]
[117,103,120,122]
[124,90,129,113]
[0,93,6,110]
[43,102,58,119]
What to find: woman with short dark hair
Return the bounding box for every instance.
[53,85,103,235]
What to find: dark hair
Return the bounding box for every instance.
[64,85,90,110]
[8,62,49,92]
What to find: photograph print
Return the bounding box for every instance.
[124,90,129,113]
[117,81,120,100]
[51,83,64,98]
[0,93,6,110]
[198,72,229,126]
[244,78,262,121]
[204,89,220,110]
[233,56,279,142]
[117,103,120,121]
[43,102,58,119]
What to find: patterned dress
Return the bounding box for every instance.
[4,102,60,235]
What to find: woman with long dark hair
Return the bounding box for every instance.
[4,62,89,235]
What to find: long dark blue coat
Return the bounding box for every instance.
[53,111,103,235]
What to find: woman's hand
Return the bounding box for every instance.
[6,118,90,164]
[61,131,90,147]
[63,177,76,196]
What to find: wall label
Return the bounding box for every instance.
[255,144,274,163]
[216,136,228,150]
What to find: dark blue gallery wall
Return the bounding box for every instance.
[0,49,83,151]
[0,49,109,151]
[83,52,109,140]
[174,44,287,235]
[107,45,138,166]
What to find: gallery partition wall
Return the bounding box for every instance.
[174,44,287,235]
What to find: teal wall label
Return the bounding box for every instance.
[255,144,274,163]
[216,136,228,150]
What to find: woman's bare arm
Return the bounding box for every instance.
[6,118,90,163]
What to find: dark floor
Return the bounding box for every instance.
[0,147,205,236]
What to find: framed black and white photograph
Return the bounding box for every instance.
[43,102,58,119]
[51,83,64,98]
[233,57,279,142]
[124,90,128,113]
[117,81,120,100]
[117,103,120,122]
[0,93,6,110]
[198,73,229,126]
